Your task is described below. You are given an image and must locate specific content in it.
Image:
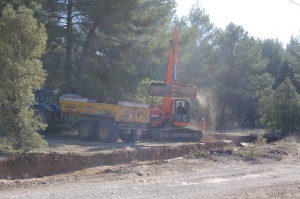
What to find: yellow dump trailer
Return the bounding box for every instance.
[59,94,149,143]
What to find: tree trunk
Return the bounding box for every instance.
[65,0,73,93]
[73,20,99,92]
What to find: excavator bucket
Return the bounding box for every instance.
[177,85,198,98]
[148,83,198,98]
[148,83,171,97]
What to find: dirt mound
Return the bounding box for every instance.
[0,141,226,180]
[0,153,90,179]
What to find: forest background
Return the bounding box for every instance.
[1,0,300,136]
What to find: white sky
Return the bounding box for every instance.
[176,0,300,45]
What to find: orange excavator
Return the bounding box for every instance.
[147,27,203,141]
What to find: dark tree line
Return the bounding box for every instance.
[1,1,300,134]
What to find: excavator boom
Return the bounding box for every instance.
[148,27,198,99]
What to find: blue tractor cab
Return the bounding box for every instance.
[32,89,62,133]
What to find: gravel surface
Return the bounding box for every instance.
[1,131,299,199]
[1,155,300,199]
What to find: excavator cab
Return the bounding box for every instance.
[173,98,189,125]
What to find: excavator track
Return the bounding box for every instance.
[151,127,203,142]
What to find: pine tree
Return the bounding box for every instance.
[259,78,300,136]
[0,5,48,151]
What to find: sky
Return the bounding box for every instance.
[176,0,300,45]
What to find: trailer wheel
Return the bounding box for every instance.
[78,119,97,141]
[119,129,141,143]
[96,121,119,143]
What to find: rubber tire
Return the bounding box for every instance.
[119,129,141,143]
[34,107,53,134]
[96,121,119,143]
[78,119,97,141]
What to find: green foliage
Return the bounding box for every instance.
[207,23,273,128]
[174,2,215,87]
[286,36,300,92]
[256,133,267,145]
[223,144,235,154]
[273,78,300,135]
[0,137,13,154]
[258,87,275,128]
[0,0,39,16]
[238,146,258,160]
[40,0,176,101]
[0,5,48,151]
[190,146,209,158]
[133,78,163,104]
[259,78,300,137]
[260,39,286,88]
[3,0,299,131]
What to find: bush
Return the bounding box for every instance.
[259,78,300,137]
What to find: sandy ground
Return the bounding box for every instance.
[1,129,300,198]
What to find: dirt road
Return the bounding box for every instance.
[0,130,299,198]
[1,151,300,199]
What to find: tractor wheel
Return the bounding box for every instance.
[78,119,97,141]
[96,121,119,143]
[34,107,53,134]
[119,129,141,143]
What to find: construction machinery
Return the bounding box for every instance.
[33,28,201,143]
[33,90,150,143]
[59,94,149,143]
[32,89,71,133]
[58,94,150,143]
[147,27,203,141]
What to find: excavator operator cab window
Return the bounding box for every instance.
[174,100,189,122]
[176,102,187,114]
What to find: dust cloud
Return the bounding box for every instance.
[193,92,217,131]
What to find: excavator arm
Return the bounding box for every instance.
[148,28,197,98]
